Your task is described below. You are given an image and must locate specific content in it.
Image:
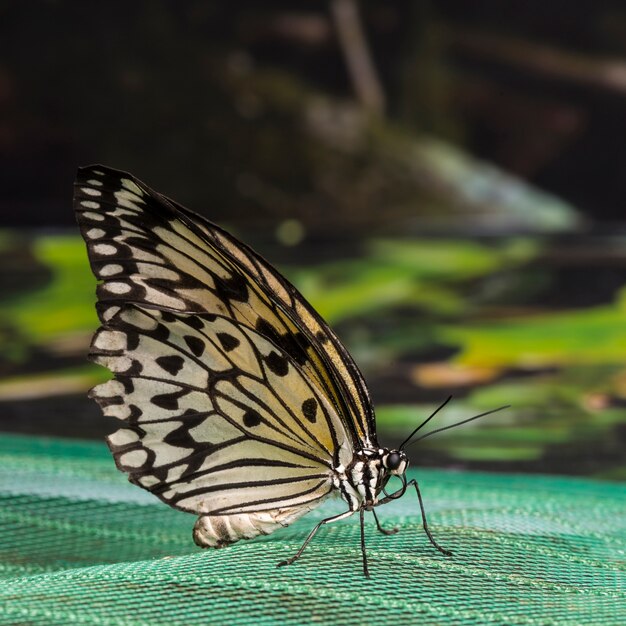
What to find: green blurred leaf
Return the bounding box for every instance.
[1,235,98,342]
[442,302,626,368]
[289,237,538,323]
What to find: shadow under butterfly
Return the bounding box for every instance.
[74,166,508,577]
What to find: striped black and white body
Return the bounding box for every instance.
[335,448,408,511]
[74,165,450,577]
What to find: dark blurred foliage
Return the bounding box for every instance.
[2,0,626,229]
[2,2,626,478]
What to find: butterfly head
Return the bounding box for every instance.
[382,449,408,476]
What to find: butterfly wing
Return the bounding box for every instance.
[75,166,376,448]
[74,165,372,546]
[90,304,347,545]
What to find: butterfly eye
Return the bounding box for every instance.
[386,451,402,471]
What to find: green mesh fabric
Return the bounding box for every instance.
[0,433,624,625]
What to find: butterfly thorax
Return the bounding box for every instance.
[333,448,408,511]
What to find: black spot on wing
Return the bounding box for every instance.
[149,323,170,343]
[278,331,309,366]
[156,355,185,376]
[184,335,205,357]
[243,409,262,427]
[315,330,328,344]
[127,404,144,423]
[255,318,282,345]
[151,390,185,410]
[183,316,205,330]
[255,318,309,366]
[215,273,249,303]
[160,312,177,323]
[217,332,240,352]
[163,425,197,450]
[302,398,318,423]
[126,333,140,351]
[163,410,210,450]
[265,351,289,377]
[121,360,143,377]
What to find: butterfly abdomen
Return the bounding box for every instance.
[193,507,318,548]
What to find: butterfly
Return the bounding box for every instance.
[75,165,504,576]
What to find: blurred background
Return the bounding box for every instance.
[1,0,625,479]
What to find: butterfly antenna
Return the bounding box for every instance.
[399,395,453,450]
[403,404,511,448]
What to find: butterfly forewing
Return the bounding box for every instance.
[74,166,375,447]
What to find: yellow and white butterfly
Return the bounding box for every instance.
[75,165,503,576]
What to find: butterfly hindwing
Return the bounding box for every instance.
[89,304,351,517]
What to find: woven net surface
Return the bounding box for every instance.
[0,432,624,626]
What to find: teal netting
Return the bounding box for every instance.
[0,432,624,625]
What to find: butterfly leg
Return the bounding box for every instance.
[277,509,355,569]
[359,508,370,578]
[371,509,398,536]
[408,479,453,556]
